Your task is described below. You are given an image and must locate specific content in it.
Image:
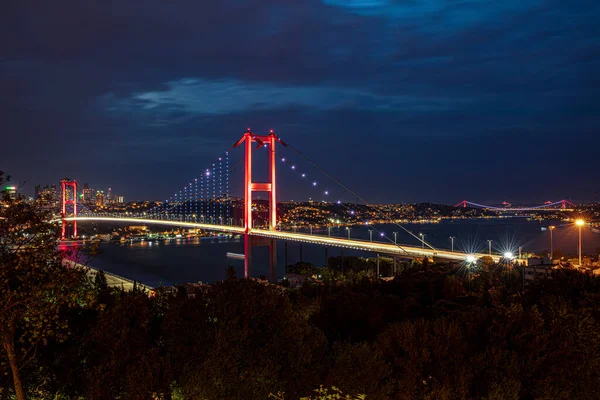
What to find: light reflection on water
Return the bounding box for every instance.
[89,219,600,287]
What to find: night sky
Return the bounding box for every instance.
[2,1,599,204]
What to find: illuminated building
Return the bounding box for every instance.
[34,184,58,209]
[106,188,114,204]
[96,190,105,206]
[4,185,17,200]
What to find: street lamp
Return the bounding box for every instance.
[346,227,351,239]
[576,219,585,266]
[393,232,398,244]
[549,226,555,259]
[419,233,425,249]
[368,229,373,242]
[449,236,455,252]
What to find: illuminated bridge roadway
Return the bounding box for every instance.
[65,216,501,263]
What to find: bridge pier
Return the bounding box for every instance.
[243,234,277,282]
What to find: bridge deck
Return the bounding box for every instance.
[66,217,500,262]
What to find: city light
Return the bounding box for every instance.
[503,252,514,259]
[575,219,585,226]
[466,255,476,263]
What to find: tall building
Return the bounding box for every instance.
[4,185,17,200]
[106,187,114,204]
[82,183,95,205]
[34,184,58,209]
[96,190,105,206]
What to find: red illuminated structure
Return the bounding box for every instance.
[233,128,286,232]
[233,129,286,278]
[561,199,576,209]
[61,179,77,239]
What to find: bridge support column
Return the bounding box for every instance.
[60,179,77,239]
[269,239,277,283]
[244,234,252,279]
[284,242,288,272]
[233,129,286,233]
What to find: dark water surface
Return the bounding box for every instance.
[89,218,600,287]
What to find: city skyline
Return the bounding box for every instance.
[2,1,599,203]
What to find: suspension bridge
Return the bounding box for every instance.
[454,199,576,212]
[60,129,507,277]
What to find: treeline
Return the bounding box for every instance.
[2,262,600,399]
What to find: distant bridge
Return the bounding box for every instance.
[454,199,576,212]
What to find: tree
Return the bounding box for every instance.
[167,279,328,399]
[0,171,89,399]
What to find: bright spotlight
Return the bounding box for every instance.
[466,255,476,263]
[503,252,514,259]
[576,219,585,226]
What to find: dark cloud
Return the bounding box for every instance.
[1,0,599,203]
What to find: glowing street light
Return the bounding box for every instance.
[466,255,476,264]
[576,219,585,266]
[346,226,351,239]
[393,231,398,244]
[487,239,492,255]
[449,236,455,252]
[504,252,514,260]
[368,229,373,242]
[549,226,555,260]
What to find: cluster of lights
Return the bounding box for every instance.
[147,152,230,223]
[279,156,360,219]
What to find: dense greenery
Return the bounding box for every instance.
[2,172,600,399]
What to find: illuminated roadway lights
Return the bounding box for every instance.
[576,219,585,266]
[503,252,515,265]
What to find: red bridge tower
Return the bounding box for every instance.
[61,179,77,239]
[233,128,286,232]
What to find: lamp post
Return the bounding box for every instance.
[549,225,555,260]
[347,227,351,239]
[419,233,425,249]
[393,231,398,244]
[487,239,492,255]
[576,219,585,266]
[450,236,455,252]
[368,229,373,242]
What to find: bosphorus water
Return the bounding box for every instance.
[88,218,600,287]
